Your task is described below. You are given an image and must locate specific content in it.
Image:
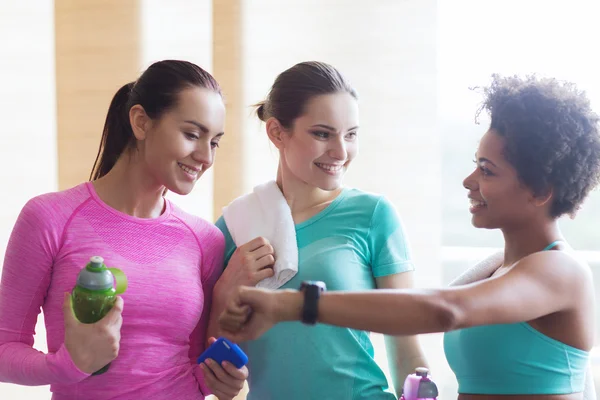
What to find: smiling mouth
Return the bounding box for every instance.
[469,198,487,213]
[178,162,201,177]
[315,162,344,174]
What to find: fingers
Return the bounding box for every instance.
[200,360,242,399]
[222,363,249,381]
[219,301,251,332]
[254,266,275,282]
[251,243,275,261]
[225,303,251,319]
[63,293,78,327]
[240,317,270,342]
[200,363,230,398]
[102,296,124,326]
[219,306,266,343]
[210,389,231,400]
[206,359,241,387]
[242,237,271,252]
[255,255,275,271]
[219,312,248,334]
[226,237,276,288]
[243,243,274,273]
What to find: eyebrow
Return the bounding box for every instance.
[184,120,225,136]
[310,124,359,132]
[478,156,498,168]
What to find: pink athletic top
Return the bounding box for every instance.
[0,182,224,399]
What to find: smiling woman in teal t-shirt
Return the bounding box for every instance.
[208,61,428,400]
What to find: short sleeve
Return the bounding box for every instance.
[368,197,415,278]
[215,216,237,266]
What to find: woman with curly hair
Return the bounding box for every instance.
[219,74,600,399]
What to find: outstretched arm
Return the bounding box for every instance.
[220,251,586,341]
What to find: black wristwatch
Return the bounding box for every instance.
[299,281,326,325]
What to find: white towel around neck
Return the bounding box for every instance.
[222,181,298,289]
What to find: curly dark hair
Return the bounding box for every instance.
[475,74,600,218]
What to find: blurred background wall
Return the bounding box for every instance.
[0,1,598,398]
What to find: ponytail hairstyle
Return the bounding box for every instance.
[90,60,221,180]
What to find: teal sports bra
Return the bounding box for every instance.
[443,241,590,395]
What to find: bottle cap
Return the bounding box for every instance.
[77,256,114,291]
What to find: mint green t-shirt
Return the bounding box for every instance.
[216,188,414,400]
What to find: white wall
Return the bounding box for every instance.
[0,1,56,398]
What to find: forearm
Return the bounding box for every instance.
[277,288,459,335]
[189,327,212,396]
[206,303,225,342]
[384,335,429,396]
[0,342,88,385]
[206,282,230,341]
[191,286,219,396]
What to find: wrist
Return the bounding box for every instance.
[299,280,326,325]
[49,345,91,383]
[274,290,303,322]
[63,343,93,374]
[212,280,231,303]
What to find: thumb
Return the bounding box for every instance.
[207,336,217,345]
[62,293,79,327]
[238,286,265,309]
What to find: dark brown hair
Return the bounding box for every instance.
[255,61,357,129]
[90,60,221,180]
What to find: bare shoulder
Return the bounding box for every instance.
[514,250,593,291]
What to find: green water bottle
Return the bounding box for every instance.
[71,256,127,375]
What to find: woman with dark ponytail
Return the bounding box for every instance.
[0,60,247,400]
